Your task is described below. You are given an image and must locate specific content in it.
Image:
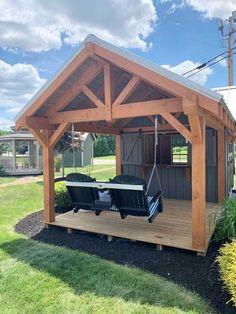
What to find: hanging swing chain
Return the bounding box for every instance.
[71,123,76,171]
[146,115,163,195]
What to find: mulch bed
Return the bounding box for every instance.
[15,210,235,314]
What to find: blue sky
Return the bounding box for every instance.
[0,0,235,129]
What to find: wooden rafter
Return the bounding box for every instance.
[16,49,89,128]
[113,76,140,108]
[46,62,103,116]
[81,85,104,108]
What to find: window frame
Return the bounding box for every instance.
[171,135,189,165]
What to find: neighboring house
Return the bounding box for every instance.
[63,133,95,167]
[0,129,42,175]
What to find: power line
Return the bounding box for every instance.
[186,51,236,79]
[182,47,236,77]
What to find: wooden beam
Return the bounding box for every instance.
[161,112,192,143]
[113,97,182,119]
[113,76,140,108]
[17,49,88,124]
[218,129,225,202]
[94,44,221,116]
[116,135,121,175]
[191,118,206,251]
[24,117,54,130]
[183,96,202,143]
[81,85,104,108]
[49,122,70,147]
[46,62,103,116]
[104,63,112,121]
[122,125,178,133]
[49,108,105,124]
[74,123,120,135]
[42,143,55,223]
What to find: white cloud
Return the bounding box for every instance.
[162,60,213,85]
[0,60,46,118]
[185,0,236,19]
[163,0,236,19]
[217,58,227,67]
[0,117,13,130]
[0,0,157,52]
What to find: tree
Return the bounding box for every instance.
[94,135,115,157]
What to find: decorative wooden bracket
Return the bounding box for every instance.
[161,112,192,143]
[49,122,70,147]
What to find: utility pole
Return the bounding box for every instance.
[228,16,234,85]
[217,11,236,86]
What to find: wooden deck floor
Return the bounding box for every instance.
[49,199,218,253]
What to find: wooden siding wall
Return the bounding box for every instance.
[225,129,234,194]
[121,128,218,202]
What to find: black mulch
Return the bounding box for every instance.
[15,210,235,314]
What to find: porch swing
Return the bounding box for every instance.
[66,117,163,223]
[108,115,163,222]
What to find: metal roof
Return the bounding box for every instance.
[15,34,226,122]
[212,86,236,120]
[0,132,35,141]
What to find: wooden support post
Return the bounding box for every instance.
[104,63,112,121]
[43,144,55,223]
[116,135,121,175]
[218,129,226,202]
[191,118,206,251]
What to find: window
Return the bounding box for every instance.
[171,136,188,164]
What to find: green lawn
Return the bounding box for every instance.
[0,176,18,185]
[56,164,116,181]
[94,155,116,160]
[0,183,214,313]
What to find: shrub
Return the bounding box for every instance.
[209,197,236,241]
[0,165,5,176]
[217,240,236,307]
[55,181,72,209]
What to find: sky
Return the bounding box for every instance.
[0,0,236,130]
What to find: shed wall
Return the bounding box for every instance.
[121,128,218,202]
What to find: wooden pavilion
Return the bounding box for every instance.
[15,35,235,254]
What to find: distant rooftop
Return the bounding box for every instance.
[0,132,35,142]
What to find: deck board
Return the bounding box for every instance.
[49,199,218,253]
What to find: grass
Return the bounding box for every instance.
[0,182,214,313]
[0,176,18,185]
[94,155,115,160]
[56,164,115,181]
